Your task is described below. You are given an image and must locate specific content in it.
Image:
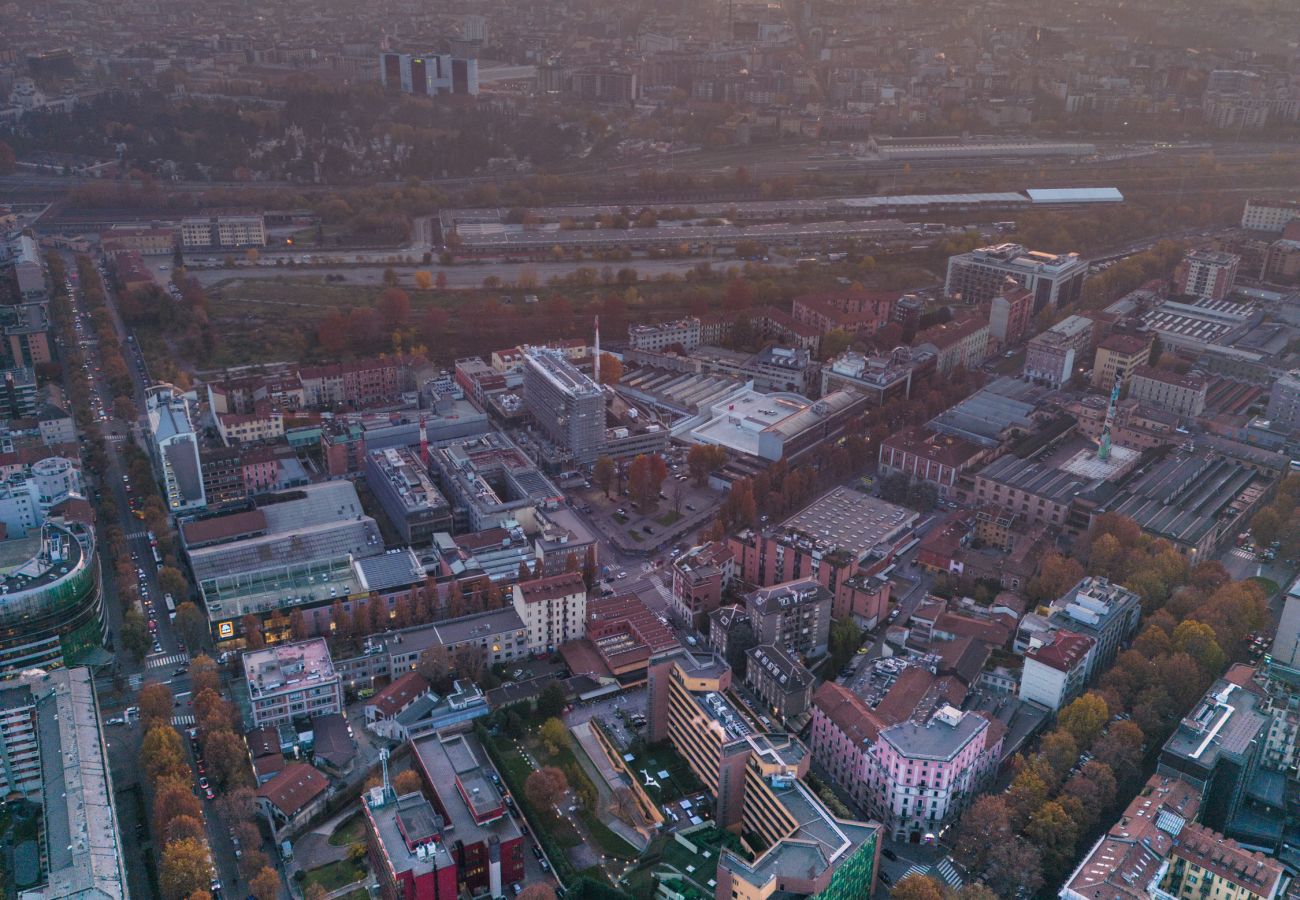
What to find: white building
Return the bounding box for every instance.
[628,317,702,353]
[1241,198,1300,234]
[511,571,587,652]
[1,668,129,899]
[146,386,206,512]
[179,215,267,249]
[0,456,83,537]
[243,638,344,728]
[1018,630,1095,711]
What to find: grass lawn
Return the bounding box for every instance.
[336,890,370,900]
[627,530,643,542]
[577,808,640,860]
[613,514,628,524]
[655,510,683,527]
[328,812,366,847]
[1249,576,1282,597]
[621,742,703,804]
[302,858,367,893]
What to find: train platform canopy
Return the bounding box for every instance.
[1025,187,1124,204]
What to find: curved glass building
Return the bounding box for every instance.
[0,521,105,677]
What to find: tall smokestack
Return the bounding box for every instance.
[419,415,429,466]
[594,315,601,385]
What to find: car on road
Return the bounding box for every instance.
[539,859,550,872]
[174,665,189,675]
[106,717,125,726]
[882,847,897,861]
[152,641,163,653]
[511,885,522,896]
[617,571,627,579]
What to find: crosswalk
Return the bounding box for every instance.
[148,653,188,669]
[1228,547,1258,562]
[173,714,195,726]
[126,530,151,540]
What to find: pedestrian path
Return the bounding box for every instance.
[1228,547,1258,562]
[173,714,195,726]
[148,653,188,669]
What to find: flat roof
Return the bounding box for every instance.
[777,486,917,560]
[1025,187,1124,203]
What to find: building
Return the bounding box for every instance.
[511,571,586,652]
[0,456,83,538]
[431,432,564,533]
[364,731,525,900]
[729,487,917,620]
[863,705,1004,843]
[1174,250,1241,301]
[183,481,387,645]
[1018,630,1096,711]
[1161,823,1285,900]
[1048,578,1142,684]
[2,303,53,369]
[364,671,432,735]
[1262,232,1300,285]
[522,348,606,465]
[364,447,452,545]
[628,317,702,353]
[1059,775,1202,900]
[744,579,832,659]
[100,225,175,255]
[1022,316,1092,387]
[298,357,414,409]
[380,51,479,96]
[820,347,935,406]
[988,281,1036,348]
[199,446,245,507]
[146,385,206,512]
[0,366,38,419]
[914,312,991,375]
[877,427,982,499]
[257,762,330,839]
[1264,371,1300,435]
[332,607,531,688]
[944,243,1088,312]
[1129,366,1208,418]
[645,650,881,900]
[790,291,897,340]
[0,521,105,678]
[179,215,267,249]
[688,387,871,463]
[243,639,344,728]
[0,668,127,899]
[670,541,735,631]
[1240,198,1300,234]
[1092,332,1153,390]
[9,234,45,300]
[809,681,886,810]
[1157,676,1271,842]
[745,644,814,722]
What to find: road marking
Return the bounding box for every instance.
[147,653,188,669]
[173,714,196,726]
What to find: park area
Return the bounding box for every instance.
[617,740,703,806]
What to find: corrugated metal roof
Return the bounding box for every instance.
[1025,187,1124,203]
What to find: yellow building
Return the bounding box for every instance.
[1092,332,1152,390]
[646,650,881,900]
[1160,823,1284,900]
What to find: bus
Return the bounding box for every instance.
[164,594,176,614]
[151,544,162,564]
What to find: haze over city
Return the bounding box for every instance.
[0,2,1298,900]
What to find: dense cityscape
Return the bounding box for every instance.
[1,2,1299,900]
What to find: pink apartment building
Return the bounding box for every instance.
[863,705,1004,843]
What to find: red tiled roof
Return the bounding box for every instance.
[180,509,267,546]
[813,681,885,744]
[257,763,328,817]
[516,571,586,604]
[1026,630,1095,672]
[367,671,430,718]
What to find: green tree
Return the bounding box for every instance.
[121,607,152,661]
[593,456,616,498]
[827,620,863,674]
[1025,800,1081,881]
[539,717,569,756]
[889,874,947,900]
[1057,692,1110,750]
[1250,508,1282,547]
[536,682,567,719]
[524,766,569,812]
[159,838,214,900]
[174,601,208,650]
[1172,620,1226,674]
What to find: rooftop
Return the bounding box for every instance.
[243,638,338,698]
[746,644,813,692]
[257,762,329,817]
[411,732,523,843]
[879,706,989,761]
[524,347,602,399]
[774,485,917,561]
